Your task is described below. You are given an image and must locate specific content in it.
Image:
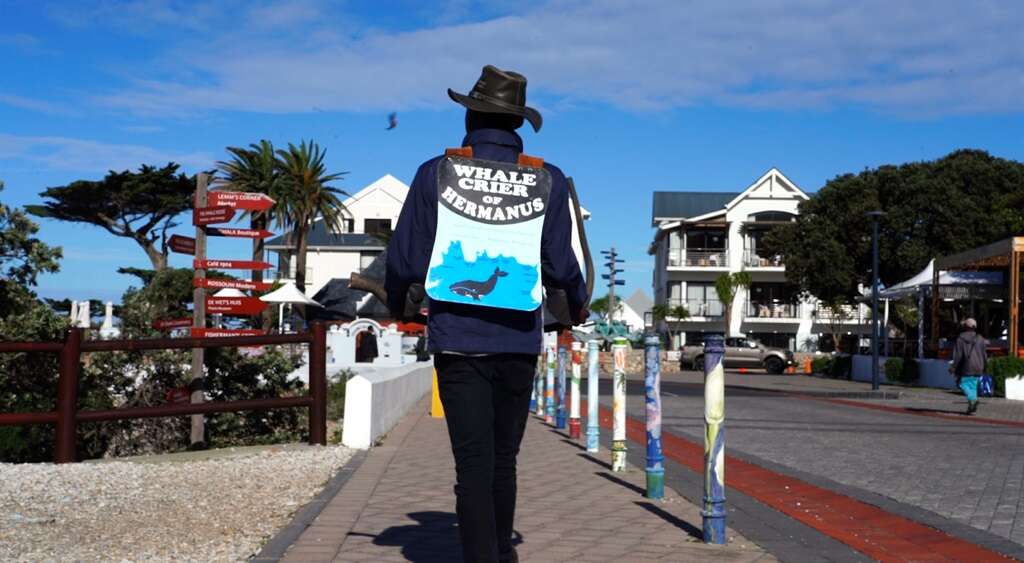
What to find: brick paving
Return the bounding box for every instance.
[618,371,1024,554]
[280,397,776,562]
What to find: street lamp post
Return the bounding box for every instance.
[867,211,886,391]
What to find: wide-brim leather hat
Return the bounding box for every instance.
[448,65,542,132]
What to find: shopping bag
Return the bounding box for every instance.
[978,374,994,397]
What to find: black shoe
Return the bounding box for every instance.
[966,401,978,415]
[498,547,519,563]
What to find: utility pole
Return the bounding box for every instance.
[867,211,886,391]
[601,248,625,323]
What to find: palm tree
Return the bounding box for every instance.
[273,140,348,293]
[215,140,280,290]
[651,303,689,348]
[715,271,752,337]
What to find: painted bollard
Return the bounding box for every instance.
[569,341,582,439]
[556,345,568,429]
[545,336,556,424]
[535,364,545,417]
[644,335,664,499]
[529,370,537,413]
[611,336,628,472]
[702,335,727,544]
[586,340,600,453]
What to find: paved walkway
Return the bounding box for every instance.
[279,397,776,562]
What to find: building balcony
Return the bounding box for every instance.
[745,300,801,320]
[667,249,729,269]
[742,250,784,269]
[667,298,724,319]
[813,304,871,324]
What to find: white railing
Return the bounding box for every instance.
[743,250,783,268]
[745,300,800,319]
[668,298,724,318]
[668,249,729,268]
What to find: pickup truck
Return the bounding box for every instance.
[679,337,794,374]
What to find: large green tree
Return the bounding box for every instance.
[763,150,1024,303]
[272,141,347,292]
[27,163,195,270]
[0,181,62,314]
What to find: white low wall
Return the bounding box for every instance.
[341,363,433,449]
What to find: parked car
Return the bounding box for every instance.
[679,337,794,374]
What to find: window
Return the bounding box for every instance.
[685,229,726,250]
[364,219,392,236]
[340,218,355,233]
[686,283,723,316]
[359,251,382,271]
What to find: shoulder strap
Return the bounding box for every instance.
[445,146,473,158]
[517,153,544,168]
[445,146,544,168]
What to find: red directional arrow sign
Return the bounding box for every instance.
[193,278,273,291]
[206,227,275,239]
[191,328,266,338]
[169,234,196,255]
[208,191,275,211]
[192,206,235,226]
[152,318,193,330]
[194,259,273,270]
[205,296,268,315]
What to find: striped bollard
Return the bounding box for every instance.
[569,341,582,439]
[611,336,628,472]
[644,335,664,499]
[702,335,727,544]
[545,336,556,424]
[586,340,600,452]
[529,367,537,413]
[555,344,568,429]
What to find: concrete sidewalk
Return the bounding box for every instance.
[277,397,776,562]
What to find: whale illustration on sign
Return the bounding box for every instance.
[449,267,508,300]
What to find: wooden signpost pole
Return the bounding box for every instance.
[191,173,208,448]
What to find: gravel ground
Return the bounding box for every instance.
[0,444,354,562]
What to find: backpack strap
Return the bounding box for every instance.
[445,146,473,158]
[518,153,544,168]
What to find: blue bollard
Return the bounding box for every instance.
[644,335,664,499]
[702,334,727,544]
[529,367,537,413]
[586,340,600,453]
[556,344,568,429]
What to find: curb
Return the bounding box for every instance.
[252,448,369,563]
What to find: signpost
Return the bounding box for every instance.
[193,278,273,292]
[193,259,272,270]
[206,227,275,239]
[152,318,193,331]
[190,328,266,338]
[192,206,235,226]
[169,235,196,255]
[205,296,269,316]
[208,191,275,211]
[190,174,209,448]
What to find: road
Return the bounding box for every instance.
[604,369,1024,556]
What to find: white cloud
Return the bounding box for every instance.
[0,133,212,173]
[55,0,1024,117]
[0,94,78,116]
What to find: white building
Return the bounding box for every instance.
[616,289,652,333]
[267,174,408,296]
[650,168,869,352]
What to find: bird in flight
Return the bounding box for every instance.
[386,112,398,130]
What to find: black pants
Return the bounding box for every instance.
[435,353,537,563]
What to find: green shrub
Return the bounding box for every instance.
[829,355,852,379]
[885,358,903,382]
[327,369,353,421]
[988,356,1024,398]
[811,357,833,374]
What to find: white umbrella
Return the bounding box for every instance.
[214,288,247,298]
[259,282,322,306]
[260,282,322,333]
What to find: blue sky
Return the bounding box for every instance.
[2,0,1023,303]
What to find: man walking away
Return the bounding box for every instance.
[385,65,589,562]
[951,318,987,415]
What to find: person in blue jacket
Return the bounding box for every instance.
[386,65,589,563]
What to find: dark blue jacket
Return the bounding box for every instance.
[385,128,588,355]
